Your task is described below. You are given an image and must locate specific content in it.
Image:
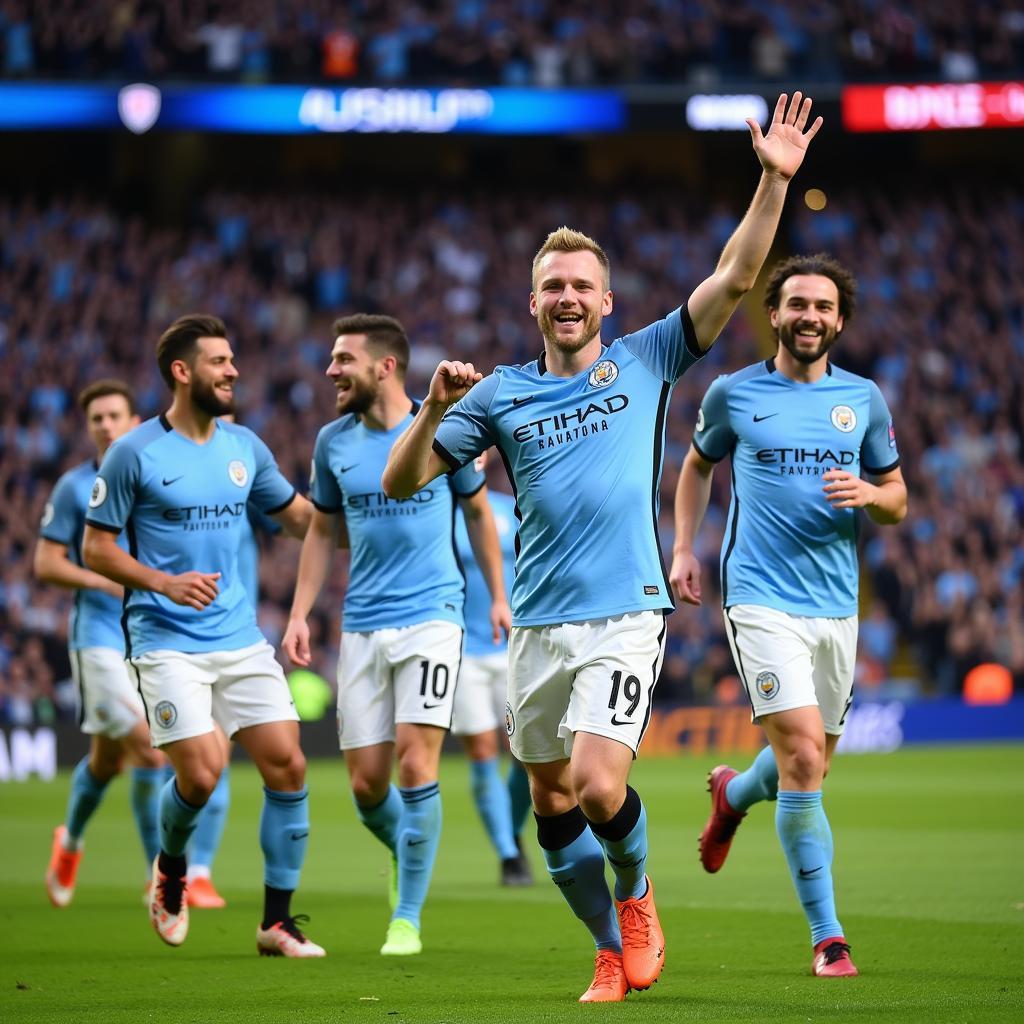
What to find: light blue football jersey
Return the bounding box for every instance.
[434,307,703,626]
[40,460,126,652]
[693,358,900,618]
[85,416,296,656]
[455,489,516,657]
[310,402,485,632]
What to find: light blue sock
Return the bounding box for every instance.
[538,809,621,952]
[470,757,519,860]
[189,767,230,871]
[725,745,779,812]
[588,788,649,902]
[354,784,402,853]
[395,783,442,929]
[260,786,309,890]
[130,766,163,863]
[64,758,110,844]
[776,790,843,945]
[507,760,532,837]
[159,778,204,858]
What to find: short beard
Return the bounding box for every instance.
[192,379,235,417]
[778,322,839,364]
[537,307,602,354]
[336,377,377,417]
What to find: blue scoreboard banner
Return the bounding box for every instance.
[0,83,625,135]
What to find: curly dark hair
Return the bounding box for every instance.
[763,253,857,323]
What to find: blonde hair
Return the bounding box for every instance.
[532,227,610,291]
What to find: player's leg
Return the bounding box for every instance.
[187,723,231,908]
[337,630,401,912]
[451,654,521,880]
[218,640,323,958]
[507,623,625,1002]
[121,720,166,874]
[380,620,462,955]
[565,612,667,993]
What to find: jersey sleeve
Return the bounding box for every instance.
[451,456,486,498]
[40,472,82,545]
[247,430,296,514]
[309,427,343,513]
[247,502,284,537]
[433,373,500,471]
[86,440,140,533]
[619,305,703,384]
[692,376,735,463]
[861,382,900,475]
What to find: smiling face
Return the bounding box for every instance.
[185,336,238,416]
[326,334,382,416]
[770,274,844,365]
[530,249,613,356]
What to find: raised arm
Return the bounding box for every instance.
[669,447,717,606]
[382,360,481,498]
[688,92,823,351]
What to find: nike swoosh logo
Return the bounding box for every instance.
[423,701,444,709]
[511,396,535,406]
[408,838,429,847]
[162,476,184,486]
[610,715,633,726]
[798,866,823,878]
[753,413,779,422]
[290,831,310,841]
[340,465,358,473]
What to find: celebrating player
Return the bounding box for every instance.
[671,254,907,977]
[451,454,533,886]
[283,314,510,956]
[383,92,823,1001]
[82,314,322,957]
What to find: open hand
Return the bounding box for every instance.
[748,92,823,181]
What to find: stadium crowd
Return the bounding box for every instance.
[1,181,1022,724]
[2,0,1024,86]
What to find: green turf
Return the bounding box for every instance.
[2,745,1022,1023]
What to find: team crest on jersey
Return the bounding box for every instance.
[588,360,619,389]
[154,701,177,728]
[88,478,108,508]
[830,405,857,433]
[755,671,780,700]
[505,701,516,737]
[696,408,705,432]
[228,460,249,487]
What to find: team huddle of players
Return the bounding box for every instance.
[38,93,907,1001]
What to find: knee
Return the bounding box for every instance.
[462,732,497,763]
[528,771,573,817]
[574,774,624,822]
[397,746,436,789]
[350,772,389,807]
[89,748,124,781]
[778,738,825,789]
[177,765,220,805]
[267,748,306,792]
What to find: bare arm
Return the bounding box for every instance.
[458,487,512,643]
[271,493,314,540]
[282,507,341,666]
[34,537,123,599]
[823,465,908,525]
[382,360,482,498]
[688,92,823,351]
[83,525,221,611]
[669,447,717,606]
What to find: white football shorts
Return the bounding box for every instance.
[450,649,508,736]
[336,620,463,750]
[71,645,146,739]
[506,611,667,763]
[129,640,298,745]
[723,604,858,735]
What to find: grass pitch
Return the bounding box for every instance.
[1,745,1022,1024]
